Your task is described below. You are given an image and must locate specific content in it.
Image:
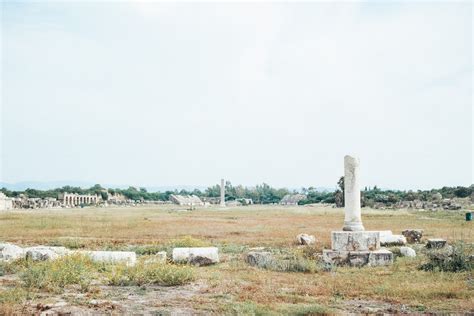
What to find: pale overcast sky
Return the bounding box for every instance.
[1,1,472,190]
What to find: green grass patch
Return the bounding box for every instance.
[0,287,31,305]
[106,262,195,286]
[20,254,96,293]
[127,244,165,255]
[47,238,88,249]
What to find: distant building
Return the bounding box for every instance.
[169,194,204,206]
[0,193,13,210]
[58,192,99,206]
[280,194,307,206]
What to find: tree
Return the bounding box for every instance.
[334,176,344,207]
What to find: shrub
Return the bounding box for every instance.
[219,243,247,254]
[20,254,95,293]
[419,242,473,272]
[0,258,32,276]
[301,246,323,260]
[128,245,164,255]
[106,262,195,286]
[0,287,31,314]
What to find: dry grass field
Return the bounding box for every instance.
[0,205,473,314]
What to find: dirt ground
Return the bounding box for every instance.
[0,205,473,314]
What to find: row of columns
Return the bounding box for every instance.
[64,194,98,206]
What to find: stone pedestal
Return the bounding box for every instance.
[331,231,380,251]
[324,231,393,267]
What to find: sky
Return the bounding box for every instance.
[0,1,472,190]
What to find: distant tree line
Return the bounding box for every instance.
[1,181,473,205]
[359,184,473,207]
[298,178,473,206]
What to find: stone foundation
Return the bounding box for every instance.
[324,231,393,267]
[323,248,393,267]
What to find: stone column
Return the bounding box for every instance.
[343,155,365,231]
[220,179,226,207]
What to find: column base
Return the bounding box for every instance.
[342,222,365,232]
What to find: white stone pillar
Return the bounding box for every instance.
[220,179,225,207]
[343,155,365,231]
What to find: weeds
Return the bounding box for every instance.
[47,238,87,249]
[281,303,334,315]
[20,254,96,293]
[250,252,319,273]
[0,287,32,314]
[106,262,195,286]
[419,242,473,272]
[0,287,30,304]
[128,244,164,255]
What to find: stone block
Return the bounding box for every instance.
[0,243,25,261]
[331,231,380,251]
[172,247,219,266]
[400,246,416,257]
[402,229,423,243]
[379,231,407,246]
[349,251,370,267]
[368,249,393,266]
[426,239,447,249]
[322,249,349,266]
[83,251,137,266]
[245,251,274,267]
[296,233,316,245]
[25,246,70,261]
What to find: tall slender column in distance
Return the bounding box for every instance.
[220,179,226,207]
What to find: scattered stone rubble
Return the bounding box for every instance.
[402,229,423,243]
[280,194,307,206]
[25,246,70,261]
[172,247,219,266]
[296,233,316,245]
[400,246,416,257]
[3,193,171,210]
[245,251,274,267]
[0,243,24,261]
[379,231,407,246]
[0,243,220,268]
[373,198,465,211]
[426,238,447,249]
